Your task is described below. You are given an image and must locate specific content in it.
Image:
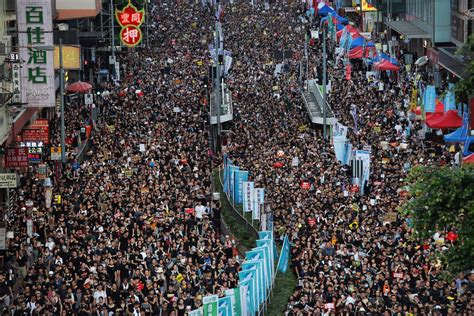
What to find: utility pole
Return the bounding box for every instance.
[59,38,66,164]
[215,5,222,144]
[322,26,327,140]
[110,0,116,79]
[305,33,309,91]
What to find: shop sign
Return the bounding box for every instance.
[116,1,145,47]
[4,147,29,168]
[11,62,22,104]
[427,47,439,65]
[0,173,18,188]
[20,142,44,164]
[37,163,47,180]
[17,0,55,107]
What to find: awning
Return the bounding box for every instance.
[385,20,430,39]
[438,47,469,79]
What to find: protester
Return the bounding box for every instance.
[1,2,240,315]
[1,1,472,316]
[220,2,472,316]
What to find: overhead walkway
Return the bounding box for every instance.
[301,79,335,125]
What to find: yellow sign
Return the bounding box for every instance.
[55,195,61,204]
[54,46,81,70]
[361,0,377,11]
[50,147,62,161]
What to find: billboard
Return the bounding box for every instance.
[54,46,81,70]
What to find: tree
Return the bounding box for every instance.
[454,34,474,104]
[402,166,474,274]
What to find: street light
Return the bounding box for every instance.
[35,43,66,164]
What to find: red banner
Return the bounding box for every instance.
[345,64,351,81]
[4,147,29,168]
[300,181,311,190]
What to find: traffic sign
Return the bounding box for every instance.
[50,147,62,161]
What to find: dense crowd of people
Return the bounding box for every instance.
[1,2,238,315]
[219,2,473,316]
[1,0,472,315]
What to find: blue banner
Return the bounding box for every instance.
[246,249,269,295]
[444,83,456,111]
[242,260,265,306]
[277,235,290,273]
[234,170,249,204]
[256,239,274,281]
[258,231,278,261]
[250,245,272,288]
[239,270,256,315]
[223,156,233,194]
[218,296,232,316]
[228,165,240,200]
[425,85,437,113]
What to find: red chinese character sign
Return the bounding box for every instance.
[116,1,145,47]
[120,26,143,47]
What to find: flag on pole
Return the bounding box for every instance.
[277,235,291,273]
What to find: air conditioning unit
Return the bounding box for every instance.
[0,35,12,64]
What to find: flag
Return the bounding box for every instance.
[239,270,257,315]
[277,235,291,273]
[409,88,418,112]
[218,296,232,316]
[242,260,265,306]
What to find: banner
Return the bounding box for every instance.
[225,288,243,316]
[228,165,240,199]
[239,270,256,315]
[444,83,456,111]
[424,85,437,113]
[223,156,233,194]
[234,170,249,204]
[218,296,232,316]
[189,308,204,316]
[258,230,278,261]
[256,239,274,280]
[277,235,291,273]
[203,295,218,316]
[248,245,272,290]
[409,88,418,112]
[242,260,264,306]
[253,188,265,220]
[242,181,254,213]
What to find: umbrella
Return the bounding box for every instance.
[66,81,92,93]
[415,56,428,66]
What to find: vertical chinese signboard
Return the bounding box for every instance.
[17,0,55,108]
[116,1,145,47]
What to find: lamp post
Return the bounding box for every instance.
[322,25,328,141]
[59,39,66,164]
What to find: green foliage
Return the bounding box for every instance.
[402,166,474,273]
[454,34,474,104]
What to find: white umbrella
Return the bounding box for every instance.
[415,56,428,66]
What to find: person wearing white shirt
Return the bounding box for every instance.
[195,204,206,220]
